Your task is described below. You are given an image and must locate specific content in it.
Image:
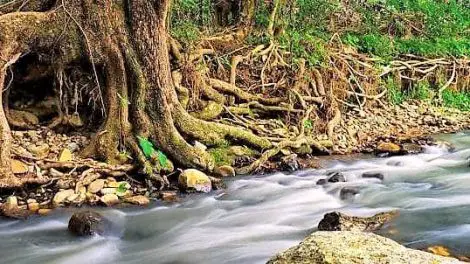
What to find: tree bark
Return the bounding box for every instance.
[0,0,270,187]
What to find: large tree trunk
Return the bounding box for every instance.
[0,0,271,188]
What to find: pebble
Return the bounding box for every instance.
[124,195,150,206]
[53,189,75,207]
[100,194,119,206]
[88,179,105,194]
[100,188,117,195]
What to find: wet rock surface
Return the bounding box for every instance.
[68,211,105,236]
[178,169,212,193]
[318,211,399,232]
[267,231,460,264]
[327,172,346,183]
[339,187,360,200]
[362,172,385,180]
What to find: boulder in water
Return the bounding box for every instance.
[318,211,398,232]
[68,211,105,236]
[339,187,360,200]
[362,172,384,180]
[327,172,346,183]
[267,231,459,264]
[280,154,300,172]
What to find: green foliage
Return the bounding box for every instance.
[409,81,432,100]
[170,0,468,59]
[137,136,155,159]
[156,150,168,168]
[442,90,470,112]
[171,21,201,47]
[116,183,127,196]
[137,137,169,169]
[385,77,405,105]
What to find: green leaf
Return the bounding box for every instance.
[117,182,127,195]
[157,150,168,168]
[137,136,156,159]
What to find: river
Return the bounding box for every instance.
[1,132,469,264]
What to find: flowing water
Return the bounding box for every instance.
[1,132,470,264]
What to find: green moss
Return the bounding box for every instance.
[208,142,232,166]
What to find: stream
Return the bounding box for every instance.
[1,132,470,264]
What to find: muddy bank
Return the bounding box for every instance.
[0,100,468,218]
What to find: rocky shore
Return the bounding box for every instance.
[0,100,468,218]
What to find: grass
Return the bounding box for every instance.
[442,90,470,112]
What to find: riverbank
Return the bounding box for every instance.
[1,135,470,263]
[0,99,468,218]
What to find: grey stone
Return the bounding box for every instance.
[267,231,460,264]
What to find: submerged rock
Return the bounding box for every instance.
[339,187,360,200]
[327,172,346,183]
[178,169,212,193]
[267,231,459,264]
[68,211,104,236]
[318,211,398,232]
[280,154,300,172]
[362,172,384,180]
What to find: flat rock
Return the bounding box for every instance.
[88,179,105,194]
[318,211,398,232]
[100,188,117,195]
[125,195,150,206]
[100,194,119,206]
[267,231,460,264]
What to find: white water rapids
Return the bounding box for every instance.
[1,132,469,264]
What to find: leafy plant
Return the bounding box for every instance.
[137,136,169,169]
[116,182,127,196]
[137,136,156,159]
